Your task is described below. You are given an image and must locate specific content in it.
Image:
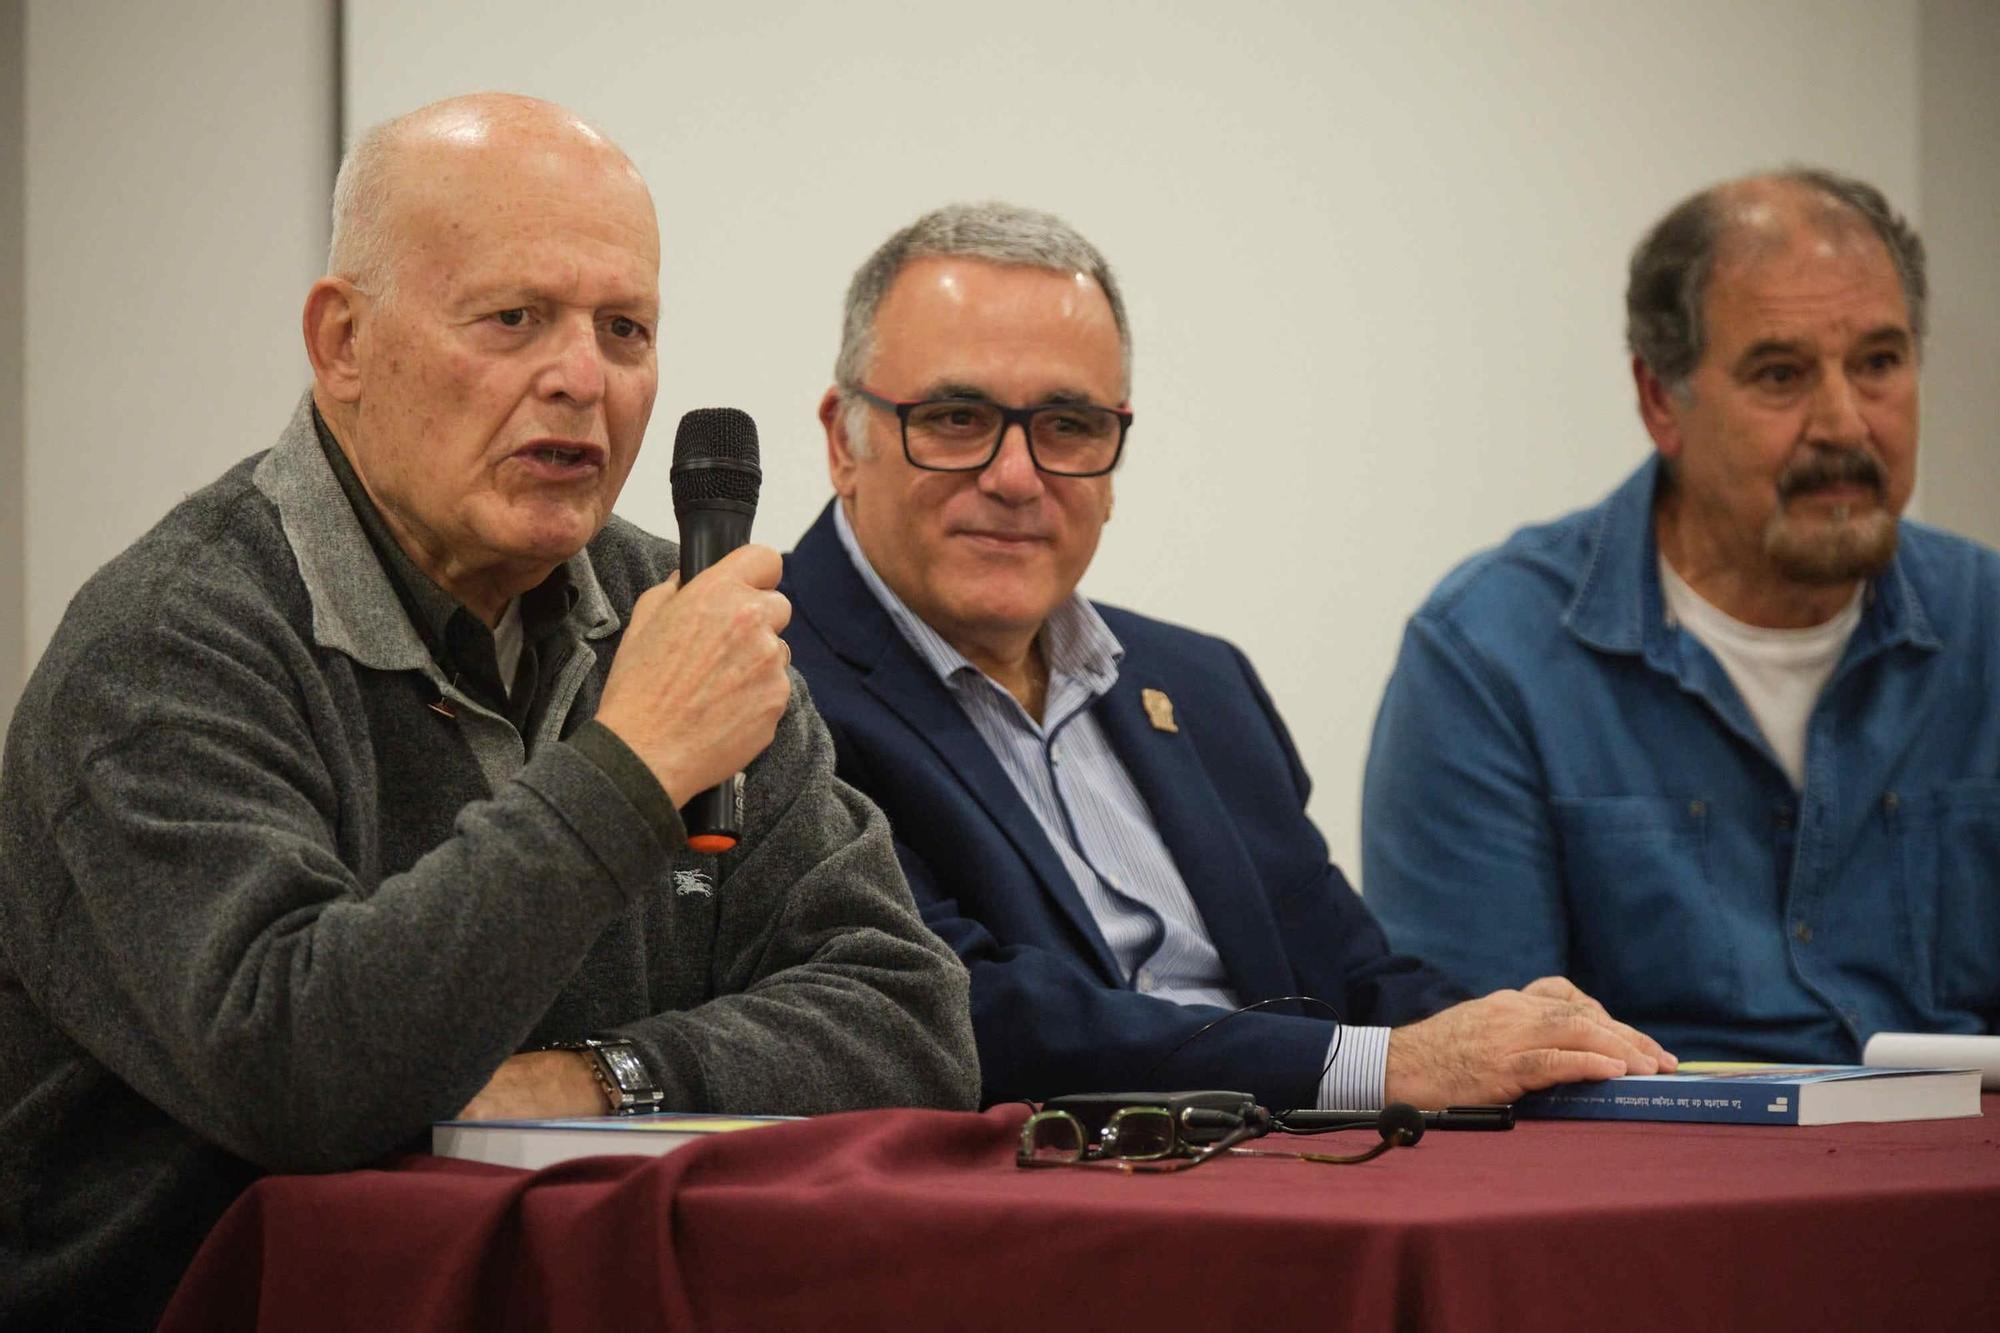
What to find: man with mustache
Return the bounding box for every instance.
[781,202,1673,1112]
[0,94,975,1330]
[1365,169,2000,1064]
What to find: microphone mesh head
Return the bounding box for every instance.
[671,408,762,508]
[1379,1102,1425,1146]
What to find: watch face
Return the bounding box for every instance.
[601,1045,650,1092]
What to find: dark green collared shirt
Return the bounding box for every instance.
[310,405,677,841]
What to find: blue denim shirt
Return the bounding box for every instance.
[1363,457,2000,1063]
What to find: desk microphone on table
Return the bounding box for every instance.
[1295,1103,1425,1163]
[1277,1104,1514,1133]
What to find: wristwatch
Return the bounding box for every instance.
[547,1037,664,1115]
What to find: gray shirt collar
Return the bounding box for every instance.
[307,403,577,708]
[253,392,618,677]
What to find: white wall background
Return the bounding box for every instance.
[1917,0,2000,548]
[8,1,1996,881]
[10,0,337,728]
[2,1,23,739]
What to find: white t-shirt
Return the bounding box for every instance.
[1658,555,1863,790]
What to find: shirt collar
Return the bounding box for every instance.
[310,402,579,658]
[253,392,615,676]
[1565,453,1940,657]
[830,499,1123,694]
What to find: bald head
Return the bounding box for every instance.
[1625,167,1926,394]
[327,93,653,302]
[1705,177,1897,280]
[303,92,661,624]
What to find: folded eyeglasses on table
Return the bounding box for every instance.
[1016,1090,1509,1174]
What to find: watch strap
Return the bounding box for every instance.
[545,1037,664,1115]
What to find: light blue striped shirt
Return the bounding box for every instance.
[833,504,1387,1110]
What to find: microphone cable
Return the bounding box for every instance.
[1137,993,1344,1094]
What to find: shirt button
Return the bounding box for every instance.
[1794,922,1813,944]
[1136,968,1155,991]
[1687,800,1706,818]
[1775,809,1794,830]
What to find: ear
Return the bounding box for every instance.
[821,386,861,499]
[304,278,365,404]
[1632,355,1687,462]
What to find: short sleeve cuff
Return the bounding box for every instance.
[1314,1024,1391,1112]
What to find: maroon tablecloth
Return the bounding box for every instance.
[161,1095,2000,1332]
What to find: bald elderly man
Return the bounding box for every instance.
[0,95,975,1328]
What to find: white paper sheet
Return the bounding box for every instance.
[1862,1032,2000,1091]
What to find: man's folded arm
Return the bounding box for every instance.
[14,614,662,1172]
[1362,613,1570,995]
[600,682,980,1115]
[900,844,1336,1111]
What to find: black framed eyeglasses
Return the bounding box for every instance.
[1016,1106,1259,1174]
[1016,1100,1423,1174]
[848,386,1131,477]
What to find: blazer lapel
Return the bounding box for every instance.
[788,506,1126,984]
[1095,666,1299,1005]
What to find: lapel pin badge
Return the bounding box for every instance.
[1141,687,1178,734]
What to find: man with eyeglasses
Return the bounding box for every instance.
[781,202,1673,1113]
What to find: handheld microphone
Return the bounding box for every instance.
[669,407,763,855]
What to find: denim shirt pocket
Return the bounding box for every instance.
[1905,779,2000,1016]
[1551,795,1739,1016]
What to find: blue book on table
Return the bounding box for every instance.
[1514,1062,1981,1126]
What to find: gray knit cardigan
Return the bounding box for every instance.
[0,396,977,1328]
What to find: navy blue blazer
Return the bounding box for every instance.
[781,503,1465,1108]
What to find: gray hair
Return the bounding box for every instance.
[326,117,403,301]
[1625,167,1927,394]
[834,202,1131,445]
